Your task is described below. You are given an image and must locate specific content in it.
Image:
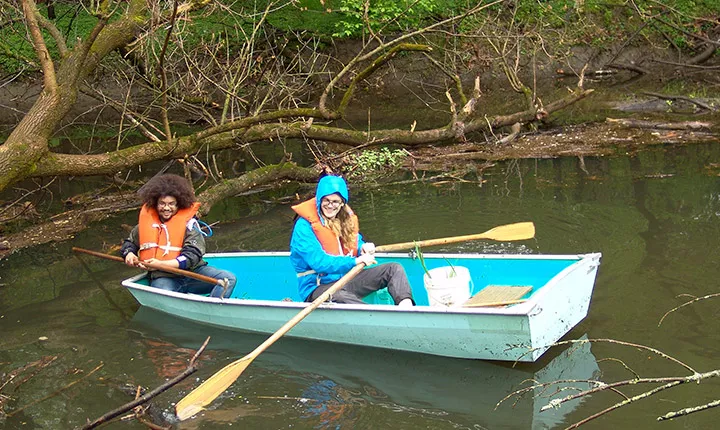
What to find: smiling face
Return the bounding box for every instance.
[320,194,344,219]
[156,195,178,222]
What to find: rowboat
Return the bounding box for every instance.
[131,306,601,428]
[122,251,601,362]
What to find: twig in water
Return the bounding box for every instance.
[8,361,102,418]
[79,336,210,429]
[658,292,720,326]
[658,399,720,421]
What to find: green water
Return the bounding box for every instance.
[1,142,719,429]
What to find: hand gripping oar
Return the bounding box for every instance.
[174,221,535,420]
[175,263,366,420]
[71,247,229,290]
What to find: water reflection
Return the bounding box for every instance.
[130,307,600,429]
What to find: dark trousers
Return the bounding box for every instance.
[150,265,237,298]
[308,262,414,305]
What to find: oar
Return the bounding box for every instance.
[175,263,366,420]
[71,247,227,288]
[297,222,536,278]
[376,221,535,252]
[174,221,535,420]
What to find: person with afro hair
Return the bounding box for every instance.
[120,174,236,298]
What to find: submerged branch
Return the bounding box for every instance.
[8,362,103,418]
[658,292,720,326]
[80,337,210,429]
[658,399,720,421]
[606,118,712,130]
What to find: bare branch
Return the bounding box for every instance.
[7,362,103,418]
[35,8,67,56]
[658,399,720,421]
[158,0,179,141]
[21,0,58,93]
[338,43,432,114]
[658,292,720,326]
[80,337,210,429]
[318,0,505,116]
[517,338,697,374]
[561,370,720,429]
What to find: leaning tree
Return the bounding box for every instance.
[0,0,600,256]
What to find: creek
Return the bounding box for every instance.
[1,138,720,429]
[2,71,720,428]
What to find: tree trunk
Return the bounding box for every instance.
[0,0,148,192]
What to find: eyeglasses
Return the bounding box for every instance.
[157,201,178,209]
[321,198,344,207]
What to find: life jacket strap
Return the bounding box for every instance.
[297,269,317,278]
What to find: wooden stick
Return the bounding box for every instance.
[72,247,226,287]
[80,337,210,429]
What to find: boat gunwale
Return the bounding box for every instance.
[121,251,601,317]
[202,251,598,260]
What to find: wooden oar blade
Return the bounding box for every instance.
[478,222,535,242]
[175,356,254,421]
[175,264,365,421]
[376,222,535,252]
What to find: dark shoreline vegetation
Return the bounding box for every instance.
[0,0,718,255]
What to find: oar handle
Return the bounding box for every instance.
[247,263,365,360]
[72,247,225,286]
[377,233,492,253]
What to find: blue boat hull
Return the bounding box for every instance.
[122,252,601,362]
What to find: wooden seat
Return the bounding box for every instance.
[462,285,532,307]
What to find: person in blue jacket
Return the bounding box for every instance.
[290,175,414,306]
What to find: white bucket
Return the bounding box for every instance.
[423,266,472,307]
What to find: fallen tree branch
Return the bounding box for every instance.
[501,337,719,429]
[0,163,318,260]
[606,118,712,130]
[607,63,648,75]
[658,399,720,421]
[196,162,319,214]
[497,122,521,145]
[80,336,210,429]
[641,91,717,111]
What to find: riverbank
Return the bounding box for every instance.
[1,18,719,259]
[1,114,718,261]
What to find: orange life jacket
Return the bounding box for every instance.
[138,202,201,260]
[291,198,359,256]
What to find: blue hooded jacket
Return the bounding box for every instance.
[289,176,366,301]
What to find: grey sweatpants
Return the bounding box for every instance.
[308,262,414,305]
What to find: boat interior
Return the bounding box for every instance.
[129,252,584,307]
